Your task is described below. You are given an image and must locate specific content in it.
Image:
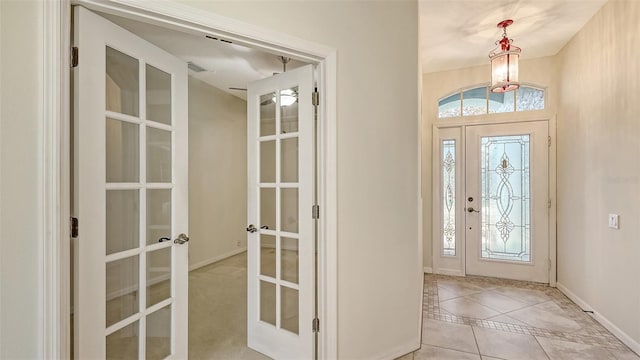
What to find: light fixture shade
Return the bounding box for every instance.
[489,19,521,93]
[490,50,520,93]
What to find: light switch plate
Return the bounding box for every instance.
[608,214,619,229]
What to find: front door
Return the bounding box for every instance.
[465,121,549,282]
[73,7,189,358]
[246,65,316,359]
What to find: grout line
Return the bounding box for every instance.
[533,335,552,360]
[424,344,481,357]
[470,324,482,357]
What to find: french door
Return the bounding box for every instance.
[435,121,549,283]
[246,65,316,359]
[73,7,189,359]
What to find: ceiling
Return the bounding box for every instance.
[102,1,608,90]
[101,13,308,100]
[419,0,607,73]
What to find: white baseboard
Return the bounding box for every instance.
[436,268,464,277]
[189,247,247,271]
[557,282,640,356]
[378,338,420,360]
[423,267,433,274]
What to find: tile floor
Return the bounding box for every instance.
[397,274,640,360]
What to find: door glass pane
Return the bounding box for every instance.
[488,90,514,113]
[106,190,139,255]
[462,87,487,116]
[516,86,545,111]
[280,87,298,133]
[441,140,456,256]
[106,321,138,360]
[106,118,139,183]
[106,256,139,327]
[147,127,172,183]
[438,93,461,118]
[281,137,298,183]
[260,140,276,183]
[260,93,276,137]
[281,237,299,284]
[481,135,531,262]
[146,305,172,360]
[260,234,276,278]
[281,189,298,233]
[260,188,276,230]
[281,286,299,334]
[147,189,171,245]
[147,247,171,307]
[260,281,276,326]
[106,47,139,116]
[146,64,172,125]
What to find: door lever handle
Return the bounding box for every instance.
[174,233,189,244]
[260,225,269,230]
[246,224,257,233]
[467,207,480,213]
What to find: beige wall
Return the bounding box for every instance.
[176,1,422,358]
[556,0,640,347]
[0,1,43,358]
[188,77,247,269]
[422,56,559,268]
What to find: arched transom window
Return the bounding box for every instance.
[438,85,545,118]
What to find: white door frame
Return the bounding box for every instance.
[431,114,557,286]
[42,1,338,358]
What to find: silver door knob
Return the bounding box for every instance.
[467,207,480,213]
[174,233,189,244]
[246,224,257,233]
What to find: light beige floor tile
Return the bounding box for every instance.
[437,288,460,301]
[395,352,415,360]
[414,345,481,360]
[438,279,485,297]
[491,286,552,305]
[607,348,640,360]
[508,301,582,332]
[536,337,615,360]
[465,291,530,313]
[422,319,479,354]
[473,326,549,360]
[486,314,530,327]
[481,357,506,360]
[440,297,501,319]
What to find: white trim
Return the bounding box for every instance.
[48,2,338,359]
[423,267,433,274]
[376,340,420,360]
[43,1,71,359]
[188,248,247,272]
[548,115,557,287]
[436,269,464,277]
[557,283,640,355]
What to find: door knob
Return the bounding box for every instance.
[246,224,257,233]
[467,207,480,213]
[174,233,189,244]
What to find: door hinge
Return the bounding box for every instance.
[312,318,320,333]
[312,205,320,219]
[548,136,551,147]
[71,217,79,238]
[71,47,79,68]
[548,259,552,270]
[312,90,319,106]
[548,199,552,208]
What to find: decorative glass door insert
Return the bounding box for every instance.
[480,135,531,262]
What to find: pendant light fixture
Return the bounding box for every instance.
[272,56,298,106]
[489,19,521,93]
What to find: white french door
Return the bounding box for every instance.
[73,7,189,359]
[246,65,316,359]
[434,121,549,283]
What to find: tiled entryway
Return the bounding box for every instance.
[399,274,639,359]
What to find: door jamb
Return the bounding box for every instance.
[431,116,557,286]
[43,1,338,358]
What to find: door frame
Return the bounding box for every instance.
[42,1,338,358]
[431,113,557,286]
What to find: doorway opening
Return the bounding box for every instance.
[69,5,325,359]
[432,119,555,284]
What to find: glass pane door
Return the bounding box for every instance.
[74,7,188,358]
[247,65,315,359]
